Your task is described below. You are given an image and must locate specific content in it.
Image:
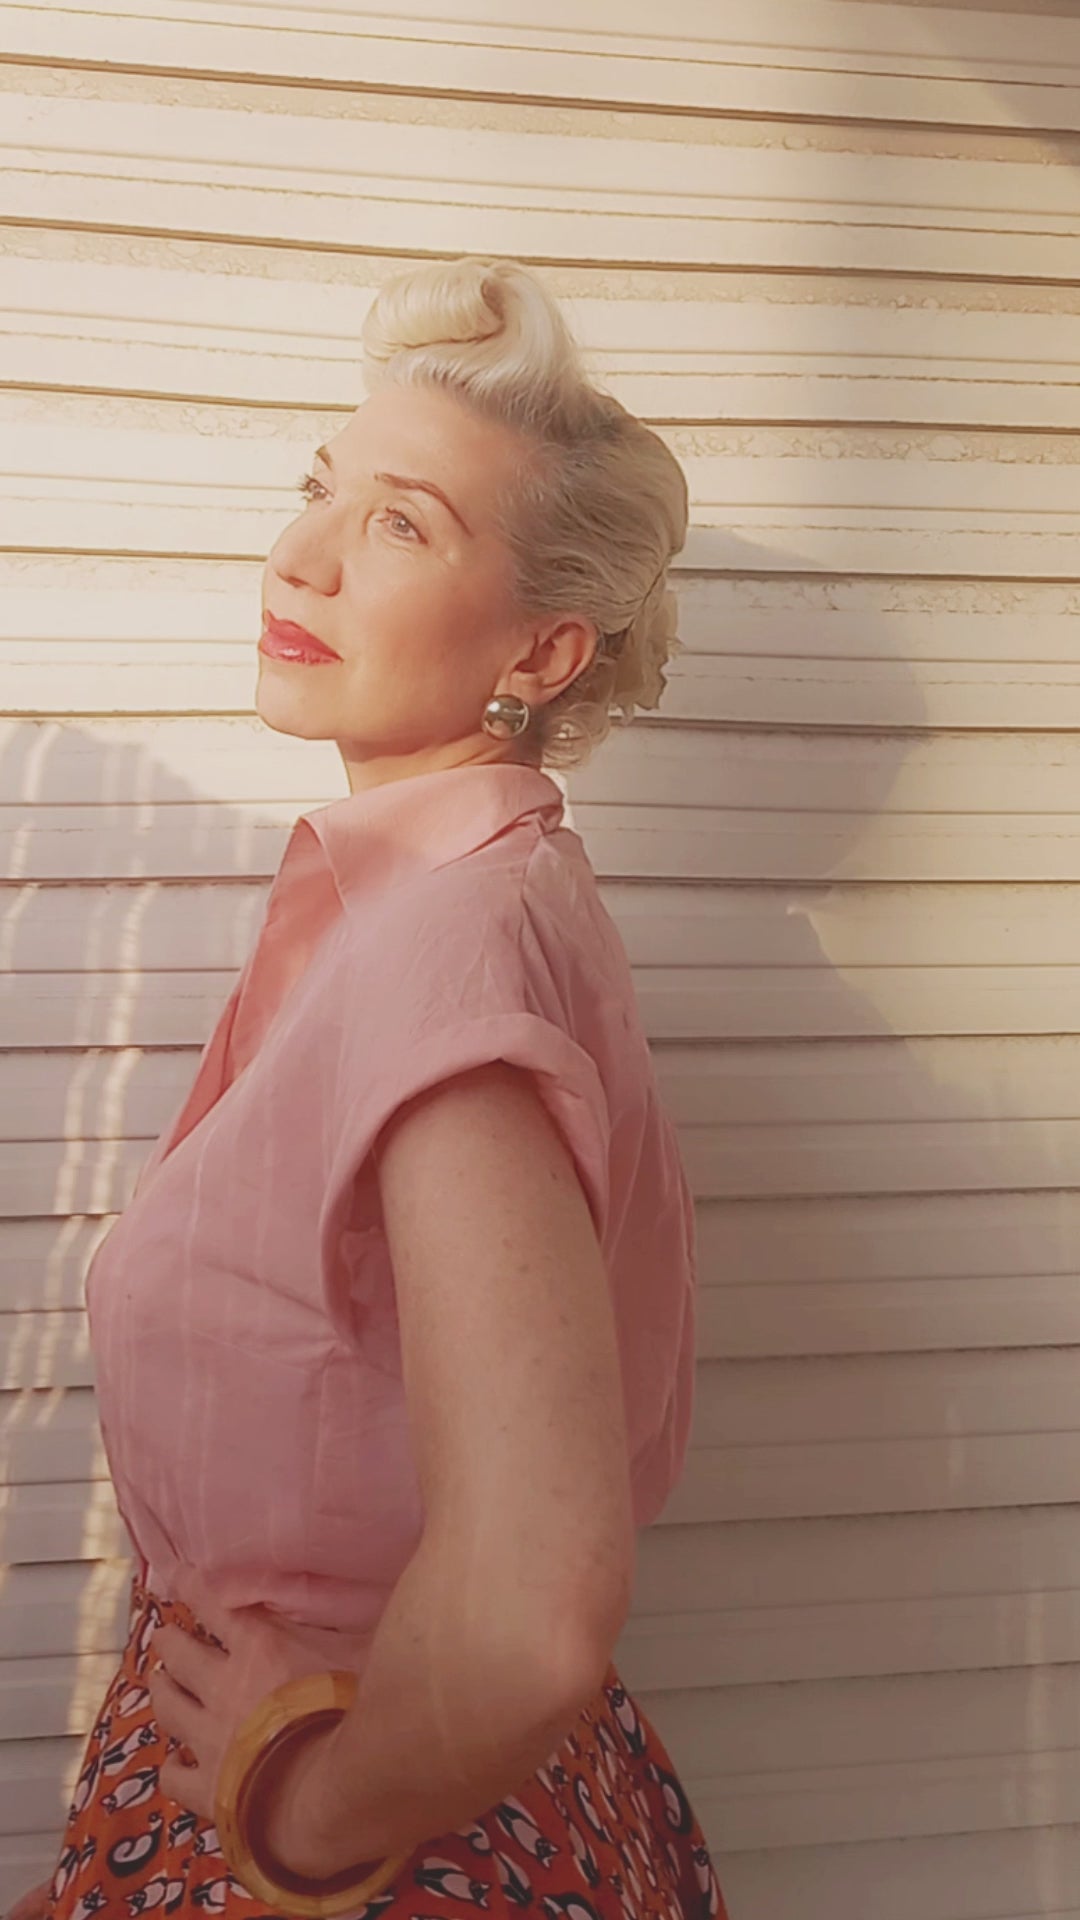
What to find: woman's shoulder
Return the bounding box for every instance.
[334,815,600,957]
[324,823,627,1043]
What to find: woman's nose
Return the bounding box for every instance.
[269,495,347,590]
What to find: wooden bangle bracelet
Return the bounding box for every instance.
[213,1669,413,1918]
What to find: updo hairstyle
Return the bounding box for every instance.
[359,257,689,770]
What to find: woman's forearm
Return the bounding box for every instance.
[300,1522,606,1875]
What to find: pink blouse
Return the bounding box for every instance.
[86,762,698,1636]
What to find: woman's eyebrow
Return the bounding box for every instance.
[312,445,473,538]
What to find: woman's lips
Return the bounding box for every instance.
[259,613,342,665]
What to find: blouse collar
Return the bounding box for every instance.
[298,760,567,904]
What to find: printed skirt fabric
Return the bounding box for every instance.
[44,1575,729,1920]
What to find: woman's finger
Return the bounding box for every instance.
[158,1749,212,1821]
[169,1565,234,1649]
[147,1666,206,1753]
[151,1621,226,1702]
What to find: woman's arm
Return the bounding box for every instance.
[301,1058,637,1874]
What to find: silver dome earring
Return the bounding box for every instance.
[482,693,532,739]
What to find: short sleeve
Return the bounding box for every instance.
[314,865,615,1355]
[326,1008,612,1248]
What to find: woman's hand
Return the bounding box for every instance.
[147,1565,369,1881]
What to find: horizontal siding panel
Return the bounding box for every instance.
[622,1669,1080,1852]
[0,1391,124,1486]
[3,1214,1077,1358]
[0,1482,126,1566]
[0,1385,729,1520]
[7,798,1080,882]
[10,567,1080,721]
[11,561,1080,664]
[697,1187,1080,1350]
[697,1188,1080,1279]
[4,1193,1079,1354]
[573,813,1080,883]
[25,1107,1080,1207]
[0,974,234,1050]
[0,1735,84,1839]
[680,1116,1080,1196]
[0,1220,116,1314]
[9,717,1080,815]
[702,1350,1080,1448]
[6,1035,1077,1139]
[0,1315,93,1391]
[722,1827,1080,1920]
[0,1141,151,1216]
[0,1560,130,1659]
[647,1663,1080,1804]
[6,82,1080,278]
[0,1052,197,1143]
[0,1390,108,1489]
[659,659,1080,732]
[635,1505,1080,1617]
[703,1179,1080,1350]
[4,875,1079,973]
[12,1366,1080,1527]
[7,651,1080,729]
[608,884,1080,969]
[659,1036,1080,1125]
[6,0,1080,129]
[631,1505,1080,1687]
[0,1653,118,1742]
[6,963,1077,1049]
[669,1433,1080,1523]
[0,881,272,974]
[5,0,732,117]
[674,575,1080,666]
[8,1495,1080,1691]
[689,1747,1080,1853]
[6,1584,1080,1715]
[706,1271,1080,1358]
[17,1240,1080,1363]
[622,1590,1080,1689]
[10,556,1080,668]
[11,402,1080,579]
[3,1504,1080,1694]
[0,807,304,882]
[8,248,1080,429]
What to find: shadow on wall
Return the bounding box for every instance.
[0,518,1074,1874]
[0,711,297,1830]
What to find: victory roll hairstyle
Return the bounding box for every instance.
[360,256,690,770]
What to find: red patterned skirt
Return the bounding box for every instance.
[43,1570,728,1920]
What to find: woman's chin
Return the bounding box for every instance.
[254,670,335,739]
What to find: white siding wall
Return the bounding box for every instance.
[2,2,1080,1914]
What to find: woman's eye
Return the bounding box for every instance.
[293,476,420,541]
[295,471,328,504]
[386,510,421,540]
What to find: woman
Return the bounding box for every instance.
[13,257,728,1920]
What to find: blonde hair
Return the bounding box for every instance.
[359,257,689,770]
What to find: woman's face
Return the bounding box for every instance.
[258,383,594,788]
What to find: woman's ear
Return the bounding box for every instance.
[509,614,599,709]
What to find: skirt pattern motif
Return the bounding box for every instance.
[43,1578,729,1920]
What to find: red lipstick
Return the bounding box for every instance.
[259,612,342,665]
